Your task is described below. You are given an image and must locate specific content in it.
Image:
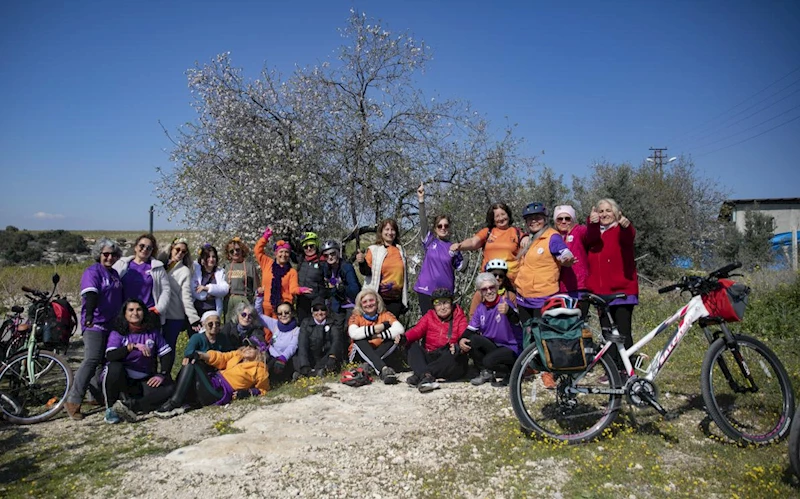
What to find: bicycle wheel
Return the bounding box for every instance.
[789,402,800,479]
[509,342,622,443]
[0,350,73,424]
[701,334,794,445]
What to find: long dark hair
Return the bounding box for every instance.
[198,244,219,274]
[115,298,160,334]
[485,203,513,229]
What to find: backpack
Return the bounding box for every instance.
[525,313,594,372]
[37,297,78,347]
[702,279,750,323]
[340,366,373,387]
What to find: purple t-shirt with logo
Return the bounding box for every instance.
[80,263,123,330]
[468,297,523,354]
[413,232,465,295]
[106,329,171,379]
[122,260,154,308]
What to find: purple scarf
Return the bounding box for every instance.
[270,261,290,309]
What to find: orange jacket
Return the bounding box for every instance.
[206,350,270,394]
[254,237,300,317]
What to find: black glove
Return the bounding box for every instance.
[274,358,286,374]
[235,389,252,400]
[186,351,201,362]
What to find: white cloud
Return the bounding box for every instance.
[33,212,65,220]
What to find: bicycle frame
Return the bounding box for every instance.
[590,294,711,382]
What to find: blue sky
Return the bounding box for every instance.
[1,1,798,230]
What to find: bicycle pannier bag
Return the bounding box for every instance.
[34,298,78,346]
[702,279,750,323]
[528,314,592,372]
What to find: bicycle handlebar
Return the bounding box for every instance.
[657,262,742,296]
[658,283,680,294]
[708,262,742,279]
[21,286,48,299]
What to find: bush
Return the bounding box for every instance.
[739,270,800,339]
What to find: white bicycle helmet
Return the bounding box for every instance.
[485,258,508,272]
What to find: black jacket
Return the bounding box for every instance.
[295,316,343,368]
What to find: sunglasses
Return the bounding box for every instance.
[240,312,253,318]
[556,216,572,222]
[100,252,117,258]
[436,223,450,230]
[137,244,153,251]
[479,285,498,293]
[303,244,316,250]
[173,247,188,254]
[205,322,221,328]
[276,310,292,316]
[229,248,242,254]
[323,251,337,258]
[312,307,327,313]
[432,299,452,307]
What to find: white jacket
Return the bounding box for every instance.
[164,262,201,324]
[191,262,229,317]
[364,244,408,307]
[113,256,171,325]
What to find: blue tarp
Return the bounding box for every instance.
[771,231,800,248]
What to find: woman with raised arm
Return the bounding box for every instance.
[413,183,465,315]
[586,198,639,372]
[253,226,311,318]
[192,244,229,318]
[348,288,405,384]
[356,219,408,318]
[113,233,171,324]
[159,238,201,369]
[64,238,124,421]
[450,202,523,282]
[101,299,175,424]
[223,237,260,320]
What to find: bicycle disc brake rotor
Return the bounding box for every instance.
[627,378,659,408]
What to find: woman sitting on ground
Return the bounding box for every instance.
[254,293,300,383]
[155,343,269,418]
[102,299,175,424]
[220,302,267,349]
[184,311,233,359]
[294,298,343,379]
[468,259,517,319]
[401,288,469,393]
[347,288,405,384]
[459,272,522,387]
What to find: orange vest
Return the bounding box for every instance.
[515,228,560,299]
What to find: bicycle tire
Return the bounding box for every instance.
[701,334,794,445]
[789,402,800,478]
[0,350,73,424]
[509,342,622,443]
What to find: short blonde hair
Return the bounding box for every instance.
[353,288,386,316]
[595,198,622,222]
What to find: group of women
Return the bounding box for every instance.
[64,190,638,421]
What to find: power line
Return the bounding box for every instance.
[694,113,800,158]
[668,65,800,144]
[691,102,800,151]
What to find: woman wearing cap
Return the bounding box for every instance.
[586,198,638,371]
[401,288,469,393]
[220,301,267,349]
[101,298,175,424]
[183,311,233,361]
[413,183,465,314]
[552,205,591,298]
[450,203,523,282]
[254,295,300,383]
[296,232,326,323]
[459,273,522,387]
[113,234,171,324]
[254,226,311,318]
[155,343,269,418]
[223,237,260,320]
[294,299,343,378]
[65,238,124,420]
[192,244,229,318]
[356,219,408,318]
[347,288,405,384]
[468,259,517,319]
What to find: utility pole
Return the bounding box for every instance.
[648,147,668,170]
[149,206,154,234]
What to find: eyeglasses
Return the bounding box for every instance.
[303,244,316,250]
[100,252,117,258]
[436,223,450,230]
[479,285,498,293]
[240,312,252,318]
[432,299,452,307]
[205,322,221,328]
[276,310,292,316]
[137,244,153,251]
[229,248,242,254]
[323,251,337,258]
[556,216,572,222]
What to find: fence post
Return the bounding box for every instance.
[792,225,798,272]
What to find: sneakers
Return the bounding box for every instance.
[112,400,139,423]
[406,374,421,387]
[491,375,510,387]
[380,366,398,385]
[470,369,493,386]
[104,408,121,424]
[541,372,557,390]
[417,374,440,393]
[155,401,186,419]
[64,401,84,421]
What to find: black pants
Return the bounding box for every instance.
[417,293,433,316]
[267,354,295,384]
[383,298,406,320]
[466,335,517,375]
[407,342,467,380]
[167,362,222,408]
[351,339,399,372]
[102,362,174,413]
[599,304,635,370]
[296,295,317,323]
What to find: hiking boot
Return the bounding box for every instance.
[470,369,493,386]
[112,400,139,423]
[155,401,186,419]
[491,375,510,387]
[380,366,398,385]
[417,374,440,393]
[104,408,121,424]
[64,401,84,421]
[541,372,557,390]
[405,374,421,387]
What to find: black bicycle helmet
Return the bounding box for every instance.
[522,202,547,218]
[320,240,340,254]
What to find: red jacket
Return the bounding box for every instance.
[404,305,467,353]
[586,222,639,296]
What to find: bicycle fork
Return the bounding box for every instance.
[703,325,758,394]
